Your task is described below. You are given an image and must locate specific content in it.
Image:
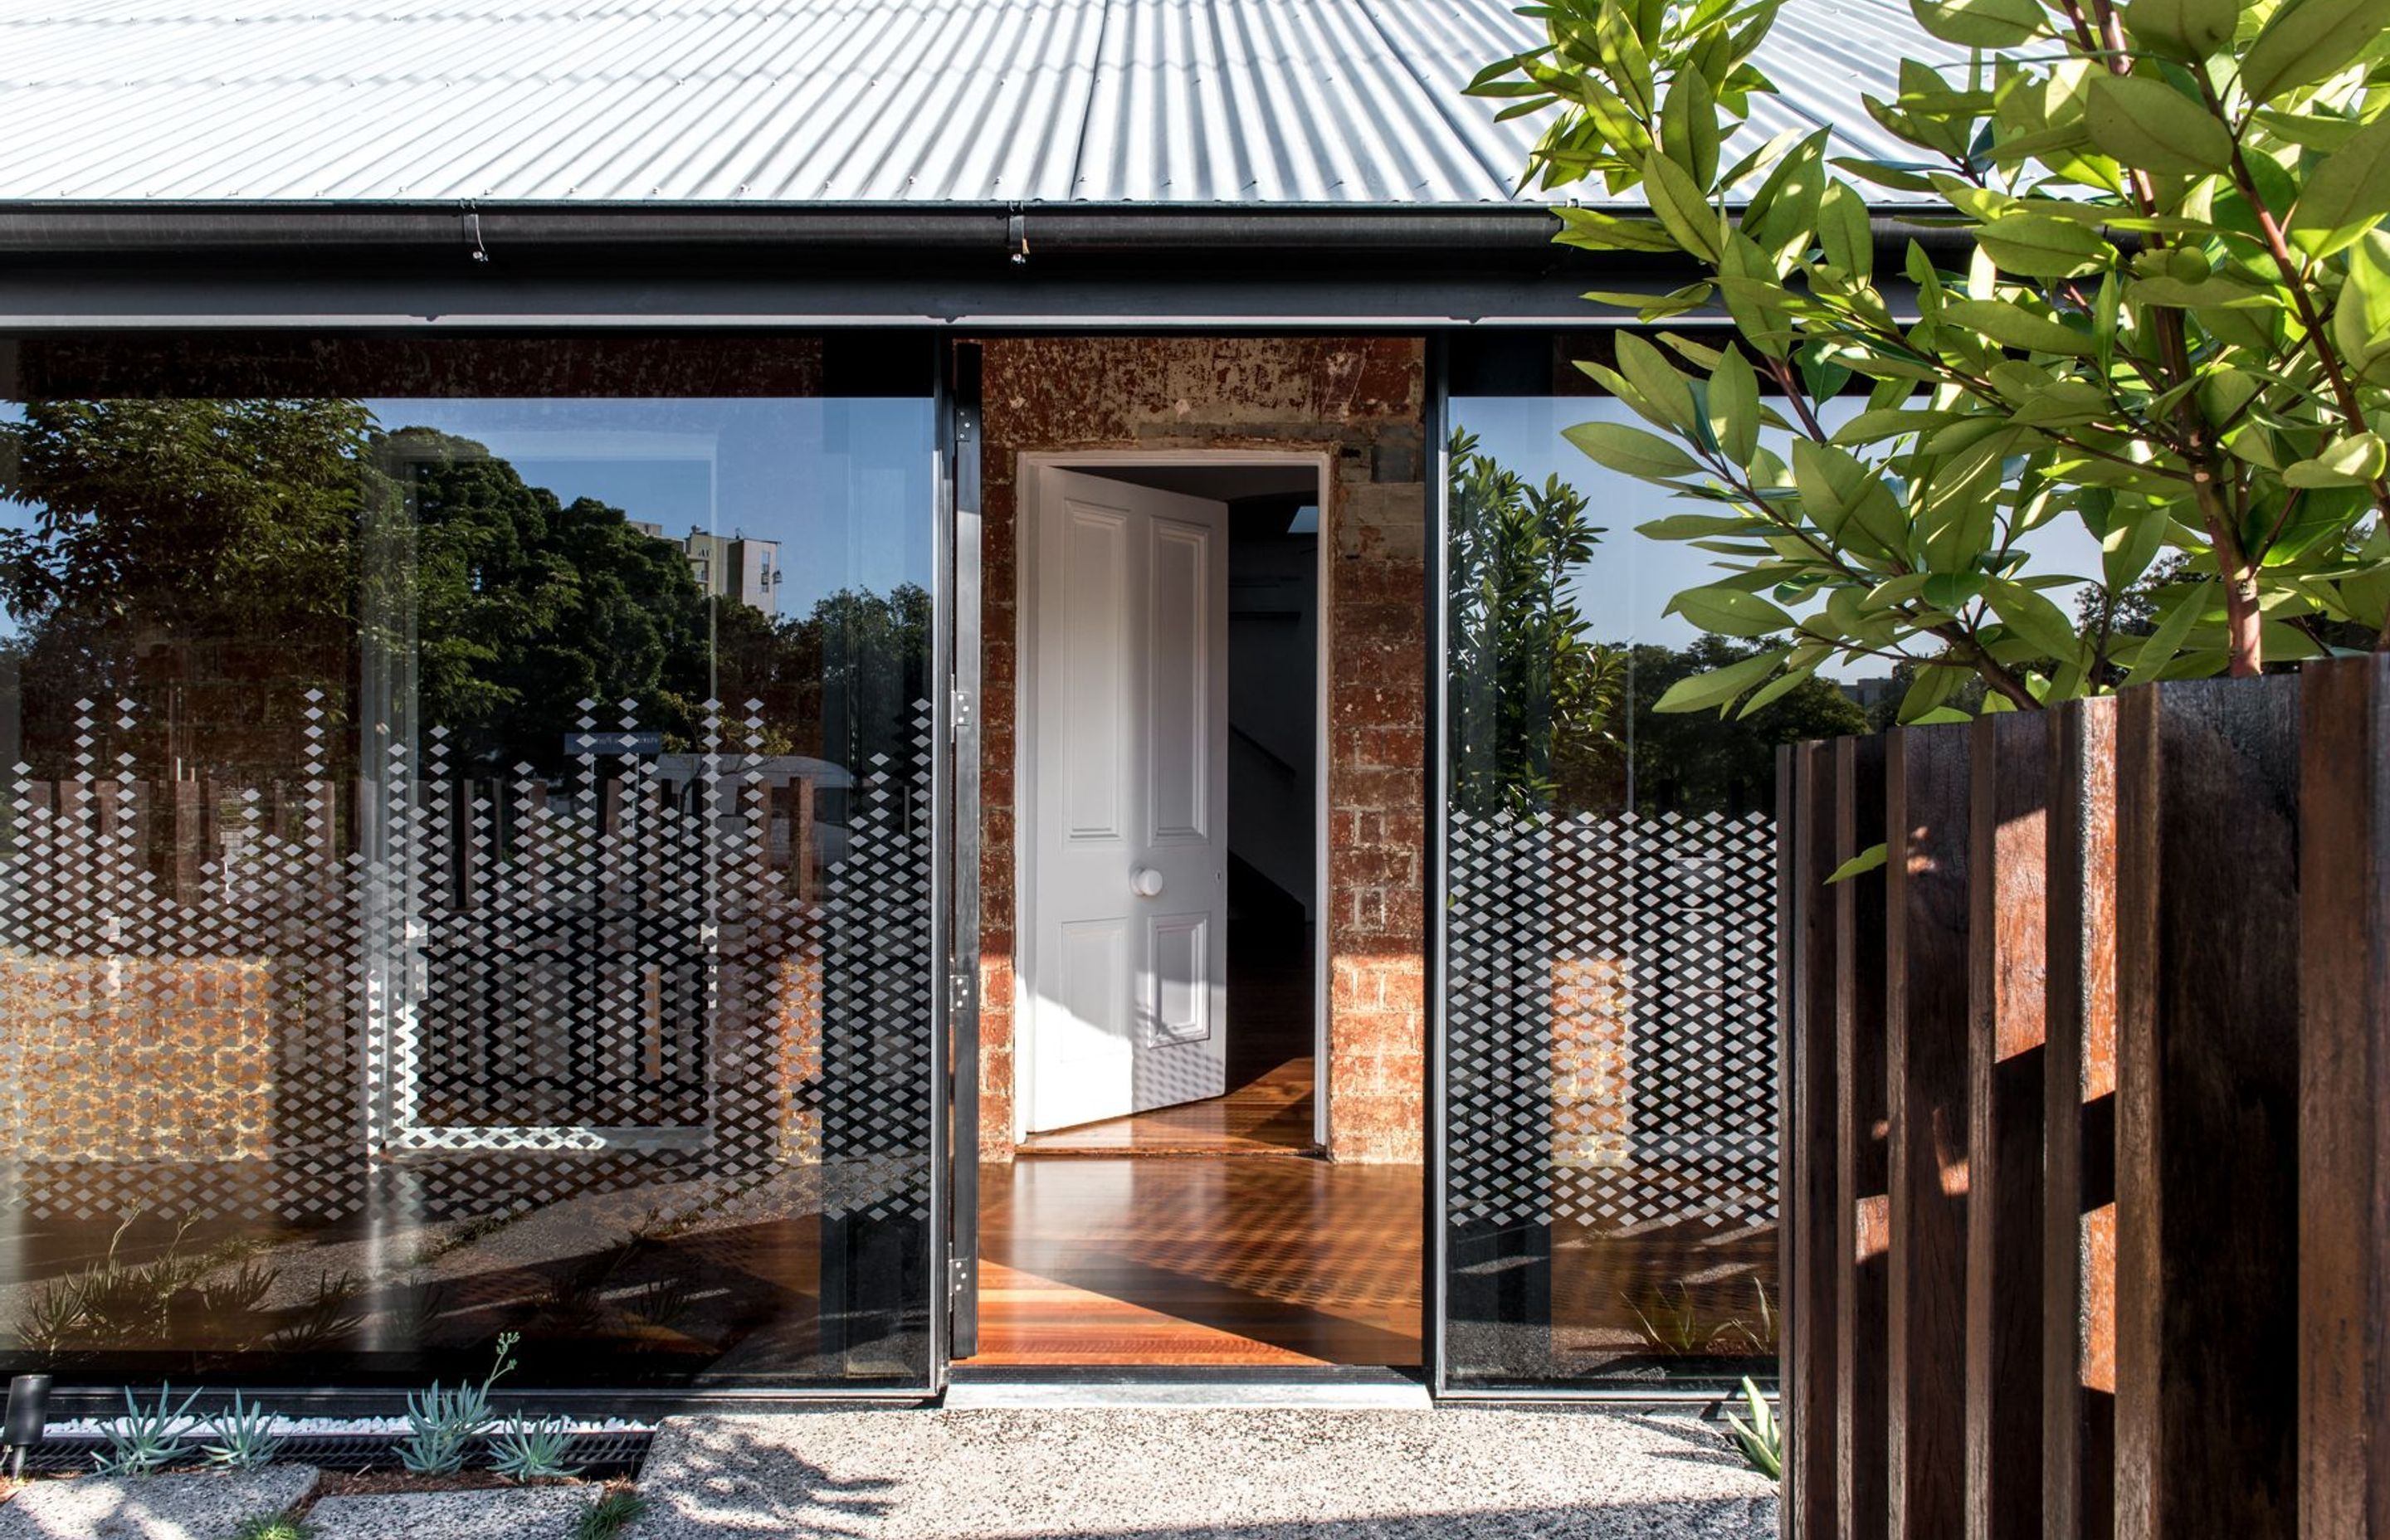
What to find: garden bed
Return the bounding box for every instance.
[11,1425,651,1477]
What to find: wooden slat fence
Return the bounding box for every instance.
[1777,655,2390,1540]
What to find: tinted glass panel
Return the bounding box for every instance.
[0,338,939,1390]
[1441,359,1846,1388]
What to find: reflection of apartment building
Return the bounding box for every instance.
[631,522,783,616]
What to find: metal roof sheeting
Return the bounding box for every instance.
[0,0,1952,204]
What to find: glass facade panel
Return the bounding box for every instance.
[1442,356,1858,1387]
[0,338,939,1390]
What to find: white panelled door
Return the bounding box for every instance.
[1027,467,1230,1133]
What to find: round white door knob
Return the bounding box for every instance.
[1131,866,1165,898]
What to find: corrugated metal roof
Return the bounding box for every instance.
[0,0,1950,204]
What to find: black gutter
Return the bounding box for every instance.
[0,201,1974,261]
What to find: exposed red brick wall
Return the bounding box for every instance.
[976,337,1426,1164]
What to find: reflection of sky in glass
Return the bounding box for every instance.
[363,397,934,618]
[0,395,934,641]
[1457,396,2107,681]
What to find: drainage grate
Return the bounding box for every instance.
[17,1428,654,1476]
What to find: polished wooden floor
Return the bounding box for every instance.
[976,904,1420,1366]
[970,1156,1423,1367]
[1017,906,1320,1157]
[1014,1055,1318,1156]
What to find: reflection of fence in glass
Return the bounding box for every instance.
[1446,806,1779,1372]
[0,692,935,1226]
[1446,807,1778,1234]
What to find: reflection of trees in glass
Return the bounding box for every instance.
[1622,636,1868,817]
[716,581,931,787]
[1447,429,1626,818]
[0,399,368,780]
[0,399,924,785]
[388,426,714,771]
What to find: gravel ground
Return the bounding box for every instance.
[307,1487,595,1540]
[0,1464,318,1540]
[629,1407,1776,1539]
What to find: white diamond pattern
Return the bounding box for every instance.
[1446,809,1778,1233]
[0,694,936,1228]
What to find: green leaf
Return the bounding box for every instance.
[1896,664,1966,723]
[1644,149,1724,262]
[1651,646,1790,714]
[1666,583,1801,637]
[1941,298,2098,354]
[1975,214,2115,278]
[1817,181,1875,280]
[1923,572,1988,608]
[2290,114,2390,258]
[1637,512,1765,539]
[1987,578,2085,657]
[2100,504,2169,591]
[1834,407,1963,445]
[2085,72,2234,173]
[1661,66,1721,188]
[1824,841,1889,884]
[1911,0,2043,46]
[1793,439,1909,555]
[1615,333,1700,435]
[1718,229,1797,357]
[2120,586,2207,685]
[2240,0,2390,105]
[2282,430,2389,487]
[1709,348,1762,464]
[1562,420,1706,480]
[1580,283,1719,316]
[1738,660,1825,716]
[2125,272,2280,309]
[2129,0,2246,57]
[1554,207,1684,255]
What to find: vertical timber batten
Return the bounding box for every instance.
[1783,741,1840,1539]
[2298,658,2390,1539]
[1886,726,1970,1540]
[1965,712,2047,1540]
[2046,697,2118,1540]
[2113,679,2300,1540]
[1836,733,1891,1540]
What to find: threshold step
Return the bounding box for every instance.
[943,1365,1432,1410]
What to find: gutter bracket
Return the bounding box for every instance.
[461,201,490,265]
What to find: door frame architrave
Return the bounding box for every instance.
[1012,448,1335,1149]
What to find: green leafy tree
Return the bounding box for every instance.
[0,401,926,789]
[1448,428,1629,815]
[378,426,715,771]
[718,582,934,777]
[0,398,369,778]
[1471,0,2390,724]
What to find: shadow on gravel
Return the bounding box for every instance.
[627,1418,1774,1539]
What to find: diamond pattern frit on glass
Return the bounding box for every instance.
[0,694,936,1229]
[1445,809,1778,1235]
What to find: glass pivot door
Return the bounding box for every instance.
[944,342,986,1364]
[0,335,951,1394]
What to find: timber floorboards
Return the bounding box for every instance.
[1012,1055,1318,1156]
[968,1157,1423,1367]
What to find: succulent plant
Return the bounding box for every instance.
[489,1411,583,1481]
[573,1489,649,1540]
[94,1382,202,1476]
[393,1331,518,1476]
[202,1391,284,1470]
[1724,1375,1783,1483]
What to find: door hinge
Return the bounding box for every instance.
[949,970,973,1014]
[949,679,973,744]
[947,1255,969,1306]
